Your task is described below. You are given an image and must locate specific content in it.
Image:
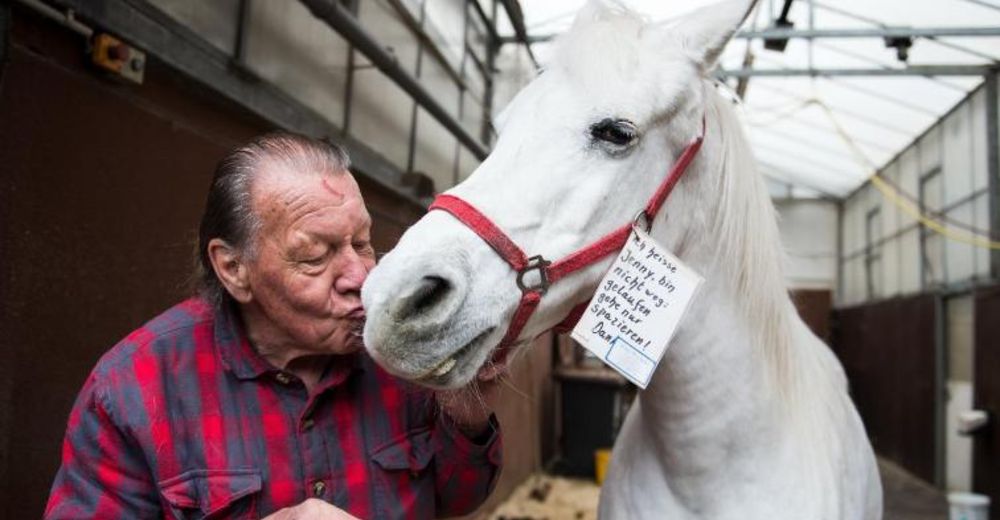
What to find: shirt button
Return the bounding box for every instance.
[312,480,326,497]
[302,418,315,431]
[275,372,292,385]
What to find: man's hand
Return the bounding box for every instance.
[263,498,360,520]
[436,379,501,439]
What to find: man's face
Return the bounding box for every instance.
[245,168,375,355]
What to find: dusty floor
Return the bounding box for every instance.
[880,460,948,520]
[482,459,948,519]
[483,474,600,520]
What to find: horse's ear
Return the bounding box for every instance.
[571,0,628,28]
[674,0,759,72]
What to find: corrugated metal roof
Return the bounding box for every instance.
[505,0,1000,198]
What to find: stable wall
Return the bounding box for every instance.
[148,0,537,192]
[974,287,1000,520]
[834,76,998,496]
[840,82,993,306]
[832,295,939,483]
[775,198,839,290]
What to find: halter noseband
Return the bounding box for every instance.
[428,120,706,347]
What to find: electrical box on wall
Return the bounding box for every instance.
[91,33,145,84]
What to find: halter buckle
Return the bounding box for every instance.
[632,210,653,233]
[516,255,552,294]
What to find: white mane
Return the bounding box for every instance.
[704,89,800,395]
[705,85,853,509]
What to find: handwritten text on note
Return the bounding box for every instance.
[571,228,703,388]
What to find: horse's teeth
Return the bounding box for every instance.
[432,358,456,377]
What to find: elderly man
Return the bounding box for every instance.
[45,133,502,519]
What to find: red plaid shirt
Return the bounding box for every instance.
[45,297,502,519]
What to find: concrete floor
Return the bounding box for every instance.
[483,474,599,520]
[482,459,949,519]
[880,459,948,520]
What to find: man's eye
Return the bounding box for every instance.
[302,254,327,266]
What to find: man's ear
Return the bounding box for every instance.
[207,238,253,303]
[675,0,760,73]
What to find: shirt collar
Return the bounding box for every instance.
[214,300,364,384]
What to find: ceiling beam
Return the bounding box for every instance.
[298,0,489,160]
[737,26,1000,39]
[497,0,539,68]
[958,0,1000,14]
[717,65,994,77]
[510,25,1000,44]
[811,0,999,64]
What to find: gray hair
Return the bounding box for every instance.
[196,131,351,306]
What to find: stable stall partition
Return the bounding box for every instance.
[832,294,939,484]
[974,286,1000,519]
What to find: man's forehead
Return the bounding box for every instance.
[252,168,366,230]
[255,166,359,203]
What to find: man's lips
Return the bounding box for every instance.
[346,307,366,320]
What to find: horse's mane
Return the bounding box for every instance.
[705,88,798,393]
[707,85,851,508]
[709,84,848,400]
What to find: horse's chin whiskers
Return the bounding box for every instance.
[498,372,531,402]
[348,319,365,340]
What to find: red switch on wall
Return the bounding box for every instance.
[91,33,145,85]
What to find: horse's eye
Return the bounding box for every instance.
[590,119,638,147]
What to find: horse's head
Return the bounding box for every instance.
[363,0,757,388]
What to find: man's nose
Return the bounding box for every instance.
[335,251,369,294]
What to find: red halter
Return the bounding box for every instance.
[429,122,706,347]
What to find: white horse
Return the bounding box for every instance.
[362,1,882,518]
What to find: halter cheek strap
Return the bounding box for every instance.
[429,119,706,347]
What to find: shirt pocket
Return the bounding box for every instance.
[158,468,262,520]
[370,428,435,518]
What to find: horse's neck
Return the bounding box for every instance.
[598,92,871,519]
[632,224,858,517]
[638,246,783,470]
[636,123,790,490]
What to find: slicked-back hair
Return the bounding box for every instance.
[196,131,351,306]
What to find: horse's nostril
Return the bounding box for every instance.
[396,275,453,321]
[413,276,451,312]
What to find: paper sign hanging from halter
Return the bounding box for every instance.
[571,227,703,389]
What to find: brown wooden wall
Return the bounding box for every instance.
[463,336,555,519]
[0,7,549,518]
[791,289,833,342]
[831,294,939,483]
[974,286,1000,519]
[0,11,269,517]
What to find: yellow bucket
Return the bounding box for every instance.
[594,448,612,485]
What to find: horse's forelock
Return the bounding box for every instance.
[552,4,648,88]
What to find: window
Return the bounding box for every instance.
[919,168,945,288]
[865,207,882,300]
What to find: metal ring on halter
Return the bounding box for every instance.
[632,210,652,233]
[516,255,552,294]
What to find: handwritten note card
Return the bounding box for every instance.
[571,228,703,388]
